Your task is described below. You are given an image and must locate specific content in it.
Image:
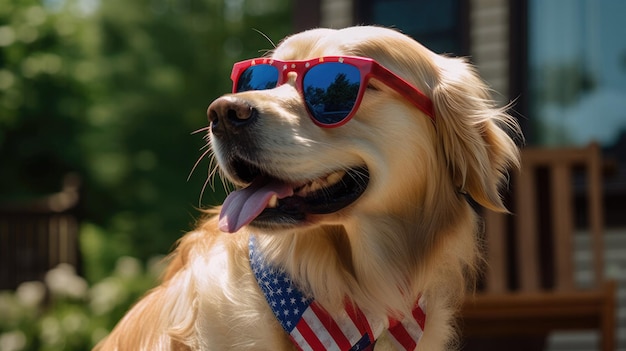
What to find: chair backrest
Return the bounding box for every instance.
[483,143,604,293]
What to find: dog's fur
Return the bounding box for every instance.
[94,26,520,350]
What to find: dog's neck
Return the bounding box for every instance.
[251,202,469,320]
[249,234,426,350]
[251,190,475,319]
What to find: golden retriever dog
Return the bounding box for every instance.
[95,26,520,350]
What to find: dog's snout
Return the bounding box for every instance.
[207,97,257,135]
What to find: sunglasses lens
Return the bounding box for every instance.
[303,63,361,125]
[236,65,279,92]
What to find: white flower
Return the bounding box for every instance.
[15,281,46,308]
[44,263,88,299]
[0,330,26,351]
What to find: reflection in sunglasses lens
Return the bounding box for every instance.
[303,63,361,125]
[237,65,279,92]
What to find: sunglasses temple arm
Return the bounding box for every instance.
[372,65,436,122]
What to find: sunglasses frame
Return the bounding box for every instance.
[230,56,435,128]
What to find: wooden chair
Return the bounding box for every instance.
[461,143,617,351]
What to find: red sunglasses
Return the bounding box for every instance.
[230,56,435,128]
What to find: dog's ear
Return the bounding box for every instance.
[431,57,520,212]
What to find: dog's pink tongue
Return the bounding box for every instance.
[219,177,293,233]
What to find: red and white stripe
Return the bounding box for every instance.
[290,299,425,351]
[387,298,427,350]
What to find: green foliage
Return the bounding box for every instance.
[0,0,292,267]
[323,73,359,110]
[0,258,164,351]
[0,0,94,198]
[0,1,292,348]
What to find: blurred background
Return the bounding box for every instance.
[0,0,291,349]
[1,0,625,350]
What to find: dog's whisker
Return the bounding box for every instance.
[208,157,221,191]
[218,168,235,195]
[352,169,370,184]
[193,142,222,207]
[198,174,212,207]
[252,28,277,48]
[191,126,211,135]
[188,146,213,182]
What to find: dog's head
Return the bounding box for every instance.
[207,26,520,233]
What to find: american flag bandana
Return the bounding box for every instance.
[249,236,426,351]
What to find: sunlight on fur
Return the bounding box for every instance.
[94,26,520,351]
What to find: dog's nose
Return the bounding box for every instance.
[207,96,257,136]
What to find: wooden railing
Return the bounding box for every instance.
[0,174,82,290]
[461,143,617,351]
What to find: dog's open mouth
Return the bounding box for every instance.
[218,159,369,233]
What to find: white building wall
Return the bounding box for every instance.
[469,0,510,106]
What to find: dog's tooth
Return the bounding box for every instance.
[326,171,344,185]
[295,184,309,197]
[268,194,278,208]
[294,171,347,197]
[309,180,323,193]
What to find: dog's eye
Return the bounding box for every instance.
[366,83,380,91]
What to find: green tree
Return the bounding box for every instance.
[323,72,359,110]
[0,0,292,278]
[0,0,94,198]
[0,1,291,349]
